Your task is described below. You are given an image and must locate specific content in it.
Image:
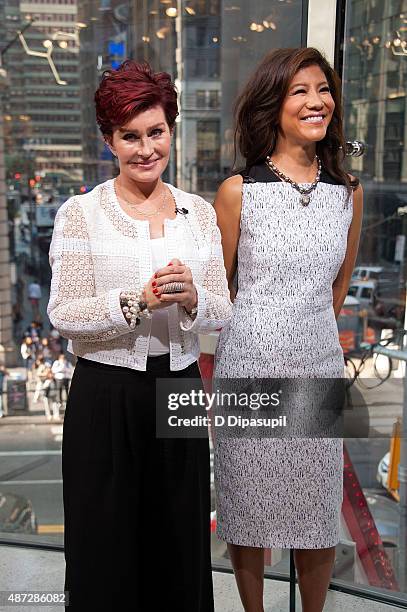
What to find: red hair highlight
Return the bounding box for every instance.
[94,60,178,141]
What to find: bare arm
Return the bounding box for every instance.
[332,180,364,319]
[213,175,243,302]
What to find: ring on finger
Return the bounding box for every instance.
[161,281,185,294]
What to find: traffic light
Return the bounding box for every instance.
[14,173,22,180]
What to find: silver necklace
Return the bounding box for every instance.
[114,180,169,217]
[265,155,322,206]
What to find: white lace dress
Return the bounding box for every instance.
[214,163,353,549]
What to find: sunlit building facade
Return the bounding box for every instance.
[3,0,83,194]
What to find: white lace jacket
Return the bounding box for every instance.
[47,179,232,371]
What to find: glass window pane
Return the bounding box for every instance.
[342,0,407,603]
[0,0,302,575]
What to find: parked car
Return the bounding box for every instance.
[338,295,365,352]
[364,488,399,555]
[347,280,377,307]
[377,451,390,489]
[351,266,383,282]
[0,491,38,534]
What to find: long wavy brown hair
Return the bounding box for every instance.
[234,47,359,192]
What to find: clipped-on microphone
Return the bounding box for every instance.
[175,206,189,215]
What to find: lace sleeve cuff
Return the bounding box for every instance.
[179,283,206,333]
[108,287,132,334]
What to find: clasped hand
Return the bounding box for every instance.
[142,258,197,313]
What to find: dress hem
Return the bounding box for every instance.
[215,529,340,550]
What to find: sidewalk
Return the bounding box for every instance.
[1,366,66,426]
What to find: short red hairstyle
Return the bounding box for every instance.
[94,60,179,142]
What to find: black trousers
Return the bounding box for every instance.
[62,355,214,611]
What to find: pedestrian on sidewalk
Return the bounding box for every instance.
[62,357,74,405]
[25,320,42,353]
[51,353,72,408]
[0,364,9,418]
[48,328,63,361]
[33,356,50,404]
[21,337,36,384]
[42,368,59,421]
[28,280,42,319]
[39,338,53,365]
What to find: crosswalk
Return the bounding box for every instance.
[37,524,64,534]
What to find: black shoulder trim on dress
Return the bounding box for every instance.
[239,169,257,183]
[240,162,279,183]
[241,162,344,185]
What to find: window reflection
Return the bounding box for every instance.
[341,0,407,598]
[0,0,304,548]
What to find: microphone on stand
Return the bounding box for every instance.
[175,206,189,215]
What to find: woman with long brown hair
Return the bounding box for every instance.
[213,47,363,611]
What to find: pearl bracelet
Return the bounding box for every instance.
[119,291,152,329]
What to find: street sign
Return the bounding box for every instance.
[6,379,27,414]
[395,234,405,263]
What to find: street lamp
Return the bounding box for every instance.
[0,26,35,365]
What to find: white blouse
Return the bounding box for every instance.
[148,237,169,357]
[47,178,232,371]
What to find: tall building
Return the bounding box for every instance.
[127,0,178,187]
[2,0,83,195]
[127,0,305,198]
[127,0,221,197]
[2,1,29,176]
[180,0,221,197]
[343,0,407,265]
[220,0,304,174]
[78,0,129,187]
[0,3,20,365]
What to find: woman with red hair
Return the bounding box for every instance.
[47,60,231,611]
